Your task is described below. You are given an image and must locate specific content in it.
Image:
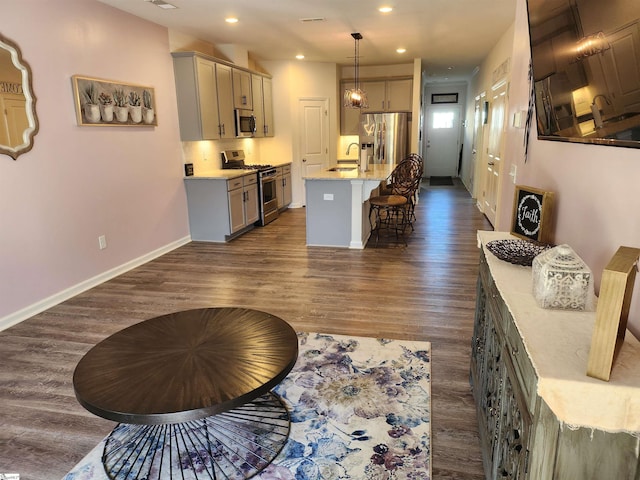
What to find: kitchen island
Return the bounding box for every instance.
[304,164,393,249]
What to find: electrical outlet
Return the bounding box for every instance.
[98,235,107,250]
[323,193,334,201]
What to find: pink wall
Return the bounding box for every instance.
[497,0,640,335]
[0,1,189,325]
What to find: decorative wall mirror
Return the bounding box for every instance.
[526,0,640,148]
[0,32,38,160]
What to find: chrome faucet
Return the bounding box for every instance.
[591,94,611,128]
[346,142,359,155]
[591,94,611,107]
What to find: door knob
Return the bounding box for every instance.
[302,158,307,162]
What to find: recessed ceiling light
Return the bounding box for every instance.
[225,17,239,24]
[396,48,406,54]
[379,6,393,13]
[296,54,305,60]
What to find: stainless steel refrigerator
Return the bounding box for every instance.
[359,112,409,168]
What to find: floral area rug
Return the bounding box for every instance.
[63,332,431,480]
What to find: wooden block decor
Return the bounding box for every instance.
[510,185,555,244]
[587,246,640,381]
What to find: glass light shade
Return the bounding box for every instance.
[575,32,610,61]
[344,88,368,109]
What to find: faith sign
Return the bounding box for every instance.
[511,185,554,244]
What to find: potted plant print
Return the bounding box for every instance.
[113,88,129,122]
[142,89,155,124]
[98,92,114,122]
[128,91,142,123]
[80,82,100,123]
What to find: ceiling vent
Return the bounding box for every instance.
[146,0,178,9]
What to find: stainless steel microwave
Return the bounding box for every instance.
[234,109,256,138]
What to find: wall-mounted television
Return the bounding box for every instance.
[526,0,640,148]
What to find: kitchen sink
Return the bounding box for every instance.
[603,112,640,125]
[328,167,357,172]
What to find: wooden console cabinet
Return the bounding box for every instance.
[472,231,640,480]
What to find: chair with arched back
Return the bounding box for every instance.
[369,154,423,245]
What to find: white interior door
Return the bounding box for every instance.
[1,95,28,147]
[424,105,462,177]
[483,81,508,226]
[469,94,486,198]
[298,98,329,205]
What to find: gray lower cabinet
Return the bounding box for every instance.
[276,164,292,210]
[472,246,640,480]
[228,174,259,234]
[184,174,258,242]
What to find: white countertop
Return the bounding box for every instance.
[304,164,393,181]
[184,169,254,180]
[184,162,292,180]
[478,230,640,434]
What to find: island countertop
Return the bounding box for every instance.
[303,164,393,181]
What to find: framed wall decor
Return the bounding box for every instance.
[510,185,555,244]
[587,246,640,381]
[431,93,458,104]
[72,75,157,127]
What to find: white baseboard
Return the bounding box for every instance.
[0,236,192,332]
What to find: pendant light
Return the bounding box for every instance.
[344,33,368,109]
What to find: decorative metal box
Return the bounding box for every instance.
[532,244,595,311]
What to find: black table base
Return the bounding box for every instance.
[102,392,290,480]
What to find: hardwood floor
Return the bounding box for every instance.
[0,180,492,480]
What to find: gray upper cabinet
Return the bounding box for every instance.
[215,63,235,139]
[232,68,252,110]
[173,52,273,141]
[473,232,640,480]
[172,54,221,140]
[252,74,265,138]
[262,77,274,137]
[362,78,412,112]
[340,77,412,135]
[251,74,274,138]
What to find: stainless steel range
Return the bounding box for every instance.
[222,150,279,226]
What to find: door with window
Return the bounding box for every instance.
[424,105,462,177]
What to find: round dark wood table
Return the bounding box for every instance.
[73,307,299,480]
